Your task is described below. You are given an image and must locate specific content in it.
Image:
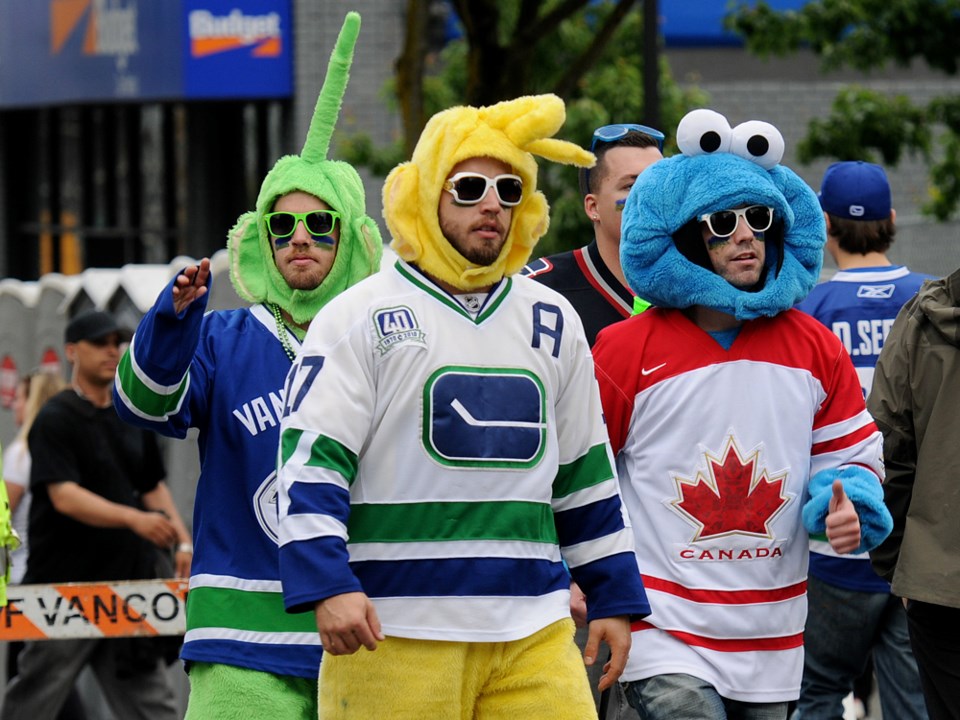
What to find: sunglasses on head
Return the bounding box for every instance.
[699,205,774,238]
[443,172,524,207]
[264,210,340,246]
[581,123,666,195]
[590,123,666,153]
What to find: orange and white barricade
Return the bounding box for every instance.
[0,579,188,640]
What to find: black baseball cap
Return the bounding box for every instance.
[64,310,129,344]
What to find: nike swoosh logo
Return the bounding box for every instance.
[641,363,666,376]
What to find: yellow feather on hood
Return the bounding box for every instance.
[383,94,593,290]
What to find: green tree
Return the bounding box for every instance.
[338,0,706,256]
[727,0,960,220]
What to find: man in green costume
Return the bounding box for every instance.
[114,12,382,718]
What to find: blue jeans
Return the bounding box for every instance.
[796,574,927,720]
[623,673,789,720]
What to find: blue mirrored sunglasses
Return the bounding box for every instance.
[581,123,666,196]
[590,123,665,153]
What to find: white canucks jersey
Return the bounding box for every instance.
[277,261,649,642]
[593,307,883,702]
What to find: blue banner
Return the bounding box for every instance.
[441,1,815,48]
[182,0,292,99]
[660,0,812,47]
[0,0,292,108]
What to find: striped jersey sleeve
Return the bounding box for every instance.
[809,337,884,481]
[551,326,649,622]
[114,275,210,436]
[277,315,373,613]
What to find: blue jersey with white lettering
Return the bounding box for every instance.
[796,266,930,399]
[114,277,321,678]
[797,265,931,592]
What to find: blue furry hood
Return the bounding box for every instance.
[620,109,825,319]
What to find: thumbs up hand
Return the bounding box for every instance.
[825,479,861,554]
[802,466,891,554]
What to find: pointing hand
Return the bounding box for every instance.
[172,258,211,315]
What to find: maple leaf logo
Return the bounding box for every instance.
[671,437,789,541]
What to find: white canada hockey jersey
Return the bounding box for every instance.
[277,261,649,642]
[593,306,883,703]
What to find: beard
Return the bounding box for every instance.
[440,219,506,267]
[284,269,326,290]
[277,249,335,291]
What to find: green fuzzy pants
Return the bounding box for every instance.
[185,662,319,720]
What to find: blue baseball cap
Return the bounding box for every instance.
[818,161,892,221]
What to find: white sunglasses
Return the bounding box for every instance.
[699,205,774,238]
[443,172,524,207]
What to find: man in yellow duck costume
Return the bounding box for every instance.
[276,94,651,718]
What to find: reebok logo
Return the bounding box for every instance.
[857,284,895,299]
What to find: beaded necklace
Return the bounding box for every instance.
[270,303,297,362]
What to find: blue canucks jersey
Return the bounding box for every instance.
[797,265,931,592]
[115,278,321,678]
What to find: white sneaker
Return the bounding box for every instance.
[842,692,868,720]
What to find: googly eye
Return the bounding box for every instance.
[676,109,732,157]
[730,121,784,170]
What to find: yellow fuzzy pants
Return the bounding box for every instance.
[318,617,596,719]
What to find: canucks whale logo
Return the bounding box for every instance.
[423,366,547,469]
[253,472,279,544]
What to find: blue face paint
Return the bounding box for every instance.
[705,230,764,251]
[615,198,626,212]
[274,235,336,249]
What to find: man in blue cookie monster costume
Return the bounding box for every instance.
[276,93,651,719]
[592,109,894,720]
[113,13,382,719]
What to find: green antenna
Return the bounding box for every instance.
[300,11,360,164]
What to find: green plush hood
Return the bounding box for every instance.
[227,11,382,325]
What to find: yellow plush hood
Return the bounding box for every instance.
[383,94,593,290]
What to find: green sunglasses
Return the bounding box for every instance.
[264,210,341,247]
